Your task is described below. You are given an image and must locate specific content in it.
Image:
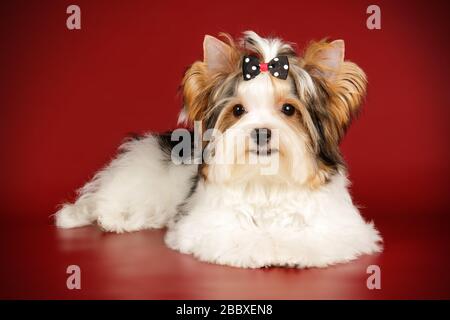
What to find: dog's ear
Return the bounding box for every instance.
[304,40,345,79]
[303,39,367,137]
[181,35,237,123]
[203,35,236,74]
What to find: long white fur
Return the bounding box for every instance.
[242,31,293,63]
[165,173,381,268]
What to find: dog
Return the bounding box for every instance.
[55,31,382,268]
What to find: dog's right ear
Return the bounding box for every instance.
[203,35,236,74]
[181,35,237,123]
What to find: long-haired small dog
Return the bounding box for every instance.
[55,31,382,268]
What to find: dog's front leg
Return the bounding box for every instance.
[165,207,277,268]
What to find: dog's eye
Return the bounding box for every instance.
[232,104,246,118]
[281,104,295,116]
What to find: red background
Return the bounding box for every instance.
[0,0,449,299]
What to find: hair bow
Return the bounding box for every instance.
[242,55,289,81]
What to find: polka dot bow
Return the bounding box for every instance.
[242,55,290,81]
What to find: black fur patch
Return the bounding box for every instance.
[306,81,344,171]
[156,131,195,163]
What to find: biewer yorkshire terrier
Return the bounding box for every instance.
[55,31,382,268]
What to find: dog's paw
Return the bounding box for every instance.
[272,222,383,268]
[54,204,94,228]
[210,246,275,269]
[96,211,139,233]
[165,227,275,268]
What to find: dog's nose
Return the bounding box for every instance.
[251,128,272,146]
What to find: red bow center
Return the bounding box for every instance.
[259,63,268,72]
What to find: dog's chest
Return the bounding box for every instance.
[222,184,315,229]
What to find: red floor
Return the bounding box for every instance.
[1,210,449,300]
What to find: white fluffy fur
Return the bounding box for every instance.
[166,173,381,268]
[242,31,293,63]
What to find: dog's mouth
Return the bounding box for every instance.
[248,148,279,156]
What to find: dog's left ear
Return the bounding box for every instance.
[303,39,367,138]
[305,39,345,79]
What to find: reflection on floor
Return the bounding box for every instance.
[1,212,449,299]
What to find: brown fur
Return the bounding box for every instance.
[289,39,367,186]
[302,39,367,141]
[182,34,242,125]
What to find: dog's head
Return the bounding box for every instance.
[180,31,366,187]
